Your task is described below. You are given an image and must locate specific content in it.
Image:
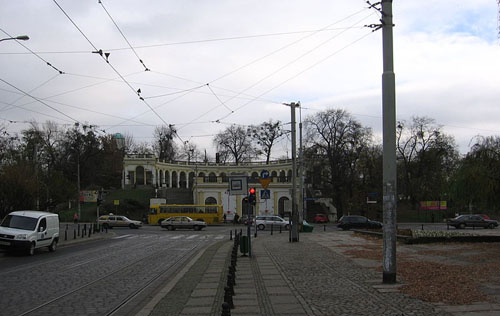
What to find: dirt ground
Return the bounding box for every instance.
[330,233,500,305]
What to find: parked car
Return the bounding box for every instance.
[98,214,142,229]
[337,215,382,230]
[161,216,207,231]
[0,210,59,255]
[475,214,491,220]
[447,215,498,229]
[313,214,329,223]
[255,216,289,230]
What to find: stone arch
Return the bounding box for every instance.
[180,171,187,188]
[250,172,259,183]
[205,196,218,214]
[165,170,170,187]
[208,172,217,183]
[220,172,228,182]
[279,170,286,183]
[172,171,178,188]
[188,172,195,188]
[278,196,290,218]
[136,166,145,185]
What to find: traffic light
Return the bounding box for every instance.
[248,188,256,206]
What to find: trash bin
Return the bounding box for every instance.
[302,220,314,232]
[240,235,249,255]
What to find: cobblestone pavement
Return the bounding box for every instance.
[0,232,226,316]
[145,229,500,316]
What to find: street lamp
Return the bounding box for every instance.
[0,35,30,42]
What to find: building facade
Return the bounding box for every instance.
[122,154,299,220]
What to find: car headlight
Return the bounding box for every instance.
[15,234,28,240]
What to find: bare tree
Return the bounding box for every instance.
[304,108,372,218]
[214,125,255,164]
[153,125,178,160]
[247,120,284,164]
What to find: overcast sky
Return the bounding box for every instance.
[1,0,499,158]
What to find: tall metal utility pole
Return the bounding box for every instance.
[285,102,300,242]
[381,0,397,284]
[299,105,305,223]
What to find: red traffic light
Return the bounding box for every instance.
[249,188,256,194]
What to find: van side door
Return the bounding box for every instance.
[37,217,51,247]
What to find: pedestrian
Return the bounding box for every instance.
[223,213,227,224]
[73,212,79,224]
[233,213,240,225]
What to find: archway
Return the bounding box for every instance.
[278,196,290,218]
[180,171,187,188]
[135,166,145,185]
[172,171,178,188]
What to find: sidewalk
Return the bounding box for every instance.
[144,231,467,316]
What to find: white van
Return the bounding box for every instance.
[0,211,60,255]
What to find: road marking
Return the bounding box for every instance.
[112,234,133,239]
[186,235,198,239]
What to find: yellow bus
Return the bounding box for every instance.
[149,204,223,225]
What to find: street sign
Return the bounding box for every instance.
[260,189,270,199]
[259,178,271,189]
[260,170,270,179]
[229,176,248,195]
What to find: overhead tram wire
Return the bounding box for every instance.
[207,7,370,85]
[98,0,150,71]
[0,78,79,123]
[174,7,372,132]
[1,70,143,115]
[0,26,368,56]
[215,29,376,123]
[52,0,180,141]
[0,73,60,112]
[0,28,65,74]
[179,11,376,130]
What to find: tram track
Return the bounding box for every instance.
[12,238,208,316]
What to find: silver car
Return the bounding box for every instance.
[98,214,142,229]
[161,216,207,231]
[255,216,289,230]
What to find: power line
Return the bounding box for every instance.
[53,0,176,139]
[216,30,376,123]
[0,26,368,56]
[0,28,65,74]
[0,78,79,123]
[0,73,61,112]
[98,0,150,71]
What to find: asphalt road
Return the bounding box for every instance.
[0,224,235,316]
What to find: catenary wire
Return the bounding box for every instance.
[98,0,150,71]
[0,28,65,74]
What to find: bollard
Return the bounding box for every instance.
[221,302,231,316]
[324,224,326,232]
[65,228,67,241]
[88,227,92,238]
[83,223,87,237]
[230,230,233,241]
[421,224,424,230]
[227,274,235,287]
[78,224,80,236]
[74,228,76,239]
[271,224,273,235]
[223,287,234,309]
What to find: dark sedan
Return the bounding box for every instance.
[337,215,382,230]
[447,215,498,229]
